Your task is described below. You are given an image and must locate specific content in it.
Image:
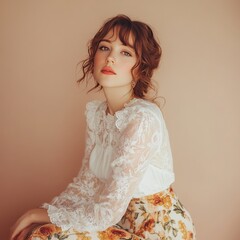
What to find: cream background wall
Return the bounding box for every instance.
[1,0,240,239]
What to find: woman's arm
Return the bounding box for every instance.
[9,127,96,239]
[10,101,101,239]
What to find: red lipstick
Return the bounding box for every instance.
[101,66,116,75]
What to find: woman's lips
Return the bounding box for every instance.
[101,66,116,75]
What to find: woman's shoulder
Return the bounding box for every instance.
[128,98,163,118]
[115,98,164,130]
[85,100,105,129]
[86,100,104,111]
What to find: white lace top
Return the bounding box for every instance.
[42,98,175,232]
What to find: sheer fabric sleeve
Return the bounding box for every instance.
[41,101,102,230]
[43,107,163,232]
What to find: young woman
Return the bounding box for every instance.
[10,15,196,240]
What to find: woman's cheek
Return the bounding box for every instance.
[94,53,106,67]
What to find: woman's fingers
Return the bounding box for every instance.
[10,209,50,239]
[10,222,22,239]
[14,223,39,240]
[15,229,27,240]
[10,225,27,240]
[10,216,30,240]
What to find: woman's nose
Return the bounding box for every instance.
[106,54,115,64]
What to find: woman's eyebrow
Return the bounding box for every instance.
[100,39,111,43]
[99,39,134,49]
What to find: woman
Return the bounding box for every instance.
[10,15,196,240]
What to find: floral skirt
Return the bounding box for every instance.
[27,187,196,240]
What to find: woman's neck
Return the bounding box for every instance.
[103,87,134,115]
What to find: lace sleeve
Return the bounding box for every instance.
[41,101,103,229]
[43,108,162,232]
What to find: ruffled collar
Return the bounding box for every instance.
[103,98,140,130]
[86,98,143,132]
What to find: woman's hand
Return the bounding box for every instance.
[11,223,42,240]
[10,208,50,240]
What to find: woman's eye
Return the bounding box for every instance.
[99,46,109,51]
[122,51,132,57]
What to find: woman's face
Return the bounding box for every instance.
[93,29,137,90]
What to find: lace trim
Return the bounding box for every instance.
[86,98,152,132]
[85,100,102,130]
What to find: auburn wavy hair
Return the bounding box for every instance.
[77,14,162,100]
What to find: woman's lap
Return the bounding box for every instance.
[27,224,141,240]
[27,187,196,240]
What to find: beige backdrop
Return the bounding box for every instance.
[1,0,240,239]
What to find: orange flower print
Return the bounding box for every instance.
[72,230,92,240]
[98,231,109,240]
[163,215,170,223]
[98,227,131,240]
[169,186,175,197]
[111,229,129,237]
[179,220,187,239]
[146,194,164,206]
[136,217,155,238]
[29,223,61,239]
[39,226,54,236]
[162,195,172,209]
[187,231,194,240]
[178,221,193,240]
[146,193,172,209]
[142,219,155,232]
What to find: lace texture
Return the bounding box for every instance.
[42,99,174,232]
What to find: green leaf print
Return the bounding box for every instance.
[178,199,184,209]
[172,227,178,237]
[173,201,185,218]
[163,221,171,231]
[139,205,146,212]
[52,233,69,240]
[134,212,139,219]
